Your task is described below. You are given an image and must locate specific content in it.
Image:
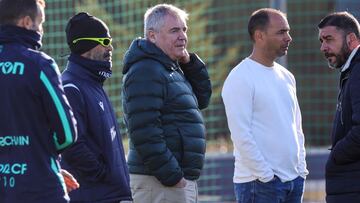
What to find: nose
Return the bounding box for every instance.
[178,30,187,41]
[285,32,292,43]
[107,44,114,52]
[320,42,327,53]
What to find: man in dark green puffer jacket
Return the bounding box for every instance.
[121,4,212,203]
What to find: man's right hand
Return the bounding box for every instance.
[173,178,187,188]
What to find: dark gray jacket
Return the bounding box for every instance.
[122,38,211,186]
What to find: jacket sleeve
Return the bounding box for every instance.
[61,84,107,182]
[179,53,212,110]
[221,69,274,182]
[332,64,360,164]
[123,62,183,186]
[39,60,77,153]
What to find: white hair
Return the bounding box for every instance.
[144,4,188,38]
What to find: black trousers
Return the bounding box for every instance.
[326,193,360,203]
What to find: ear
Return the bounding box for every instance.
[16,16,33,30]
[346,33,357,48]
[147,30,157,43]
[349,33,356,43]
[253,30,264,42]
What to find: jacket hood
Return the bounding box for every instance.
[122,38,178,74]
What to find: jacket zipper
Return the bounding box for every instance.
[338,74,350,125]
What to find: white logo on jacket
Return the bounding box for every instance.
[99,101,104,111]
[110,126,116,141]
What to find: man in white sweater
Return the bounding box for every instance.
[222,8,308,203]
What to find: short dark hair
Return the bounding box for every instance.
[248,8,286,41]
[318,12,360,39]
[0,0,45,25]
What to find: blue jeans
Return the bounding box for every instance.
[234,176,305,203]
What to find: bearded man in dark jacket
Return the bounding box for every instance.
[121,3,212,203]
[319,12,360,203]
[60,12,132,203]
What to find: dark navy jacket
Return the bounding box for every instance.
[122,38,212,186]
[326,49,360,196]
[61,58,132,202]
[0,25,77,203]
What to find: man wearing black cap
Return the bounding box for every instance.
[60,12,132,203]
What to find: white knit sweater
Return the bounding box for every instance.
[222,57,308,183]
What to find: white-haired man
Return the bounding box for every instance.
[121,3,212,203]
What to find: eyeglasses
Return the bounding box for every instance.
[72,37,112,47]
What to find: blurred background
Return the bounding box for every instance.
[43,0,360,202]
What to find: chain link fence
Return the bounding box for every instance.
[42,0,360,202]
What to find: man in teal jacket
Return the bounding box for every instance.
[0,0,78,202]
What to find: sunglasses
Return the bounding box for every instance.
[72,37,112,47]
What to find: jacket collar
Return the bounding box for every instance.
[0,25,42,50]
[66,53,112,84]
[341,45,360,72]
[64,60,104,85]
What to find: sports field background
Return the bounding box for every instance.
[42,0,360,202]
